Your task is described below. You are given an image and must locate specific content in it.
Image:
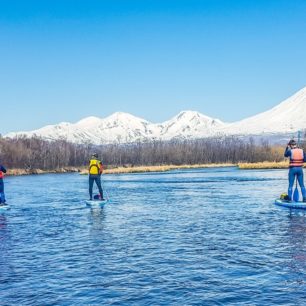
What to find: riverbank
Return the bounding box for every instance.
[7,164,235,176]
[7,167,81,176]
[237,161,288,169]
[6,161,290,176]
[80,163,236,175]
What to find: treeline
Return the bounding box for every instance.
[102,137,285,166]
[0,135,288,170]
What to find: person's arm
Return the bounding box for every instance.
[0,165,6,173]
[284,146,291,158]
[304,150,306,163]
[99,162,103,174]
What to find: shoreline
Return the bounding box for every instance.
[7,164,235,176]
[7,167,81,176]
[237,161,288,169]
[86,163,236,174]
[5,161,289,176]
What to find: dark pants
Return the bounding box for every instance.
[288,167,306,200]
[0,180,5,203]
[89,175,103,200]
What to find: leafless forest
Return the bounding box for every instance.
[0,135,289,170]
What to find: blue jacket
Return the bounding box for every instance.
[0,165,6,182]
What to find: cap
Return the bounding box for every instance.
[288,139,297,146]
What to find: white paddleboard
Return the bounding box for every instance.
[0,204,10,211]
[275,199,306,210]
[85,199,108,207]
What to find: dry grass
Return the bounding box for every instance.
[79,163,236,175]
[6,167,80,176]
[238,161,289,169]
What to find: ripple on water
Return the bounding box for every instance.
[1,169,306,305]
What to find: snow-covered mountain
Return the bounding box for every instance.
[74,112,160,144]
[5,86,306,144]
[222,87,306,136]
[5,112,160,144]
[5,110,224,144]
[160,111,225,140]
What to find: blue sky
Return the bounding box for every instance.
[1,0,306,134]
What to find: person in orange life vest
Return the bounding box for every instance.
[0,164,7,205]
[88,153,104,200]
[284,139,306,202]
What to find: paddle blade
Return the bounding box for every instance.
[293,187,299,202]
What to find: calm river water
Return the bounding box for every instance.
[1,167,306,305]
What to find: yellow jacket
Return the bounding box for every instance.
[89,159,103,175]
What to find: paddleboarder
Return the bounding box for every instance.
[88,153,104,201]
[0,163,7,205]
[284,139,306,202]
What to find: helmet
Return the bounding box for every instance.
[288,139,296,146]
[92,153,98,158]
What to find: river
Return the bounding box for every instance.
[1,167,306,305]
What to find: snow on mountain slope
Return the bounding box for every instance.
[5,86,306,144]
[159,111,225,140]
[5,111,222,144]
[75,112,160,144]
[6,112,161,144]
[222,87,306,135]
[5,122,75,141]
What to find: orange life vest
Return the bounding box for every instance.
[289,148,304,167]
[0,171,4,179]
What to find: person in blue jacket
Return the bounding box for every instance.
[0,164,7,205]
[284,139,306,202]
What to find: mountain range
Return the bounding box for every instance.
[5,86,306,145]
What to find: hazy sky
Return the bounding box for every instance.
[1,0,306,134]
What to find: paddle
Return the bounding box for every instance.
[101,179,110,201]
[293,177,299,202]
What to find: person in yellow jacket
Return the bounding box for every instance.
[88,153,104,200]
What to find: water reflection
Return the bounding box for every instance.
[0,214,8,245]
[88,207,106,231]
[0,214,7,230]
[0,214,10,279]
[287,213,306,267]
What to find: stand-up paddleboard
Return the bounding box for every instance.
[85,199,108,207]
[0,204,10,211]
[275,199,306,210]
